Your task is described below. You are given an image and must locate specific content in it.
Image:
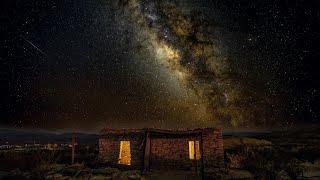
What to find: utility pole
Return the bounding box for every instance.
[71,132,77,164]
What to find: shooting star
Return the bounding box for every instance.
[21,36,46,56]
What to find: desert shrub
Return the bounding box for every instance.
[285,159,304,179]
[243,150,278,179]
[0,150,42,171]
[240,146,303,179]
[0,144,98,175]
[236,146,309,179]
[296,147,320,162]
[0,150,62,171]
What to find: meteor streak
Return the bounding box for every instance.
[21,36,46,56]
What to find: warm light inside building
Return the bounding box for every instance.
[189,140,200,160]
[118,141,131,165]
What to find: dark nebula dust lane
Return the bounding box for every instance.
[1,0,320,131]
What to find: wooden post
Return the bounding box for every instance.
[200,132,204,180]
[194,140,197,173]
[71,132,76,164]
[143,131,151,173]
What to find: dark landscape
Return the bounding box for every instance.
[1,0,320,179]
[0,128,319,179]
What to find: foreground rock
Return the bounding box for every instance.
[276,170,291,180]
[43,166,144,180]
[90,175,112,180]
[224,169,254,180]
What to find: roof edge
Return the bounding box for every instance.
[99,128,221,135]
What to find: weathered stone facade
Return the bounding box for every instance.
[99,128,224,172]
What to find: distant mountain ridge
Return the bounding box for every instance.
[0,128,99,144]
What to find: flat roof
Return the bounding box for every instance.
[100,128,221,136]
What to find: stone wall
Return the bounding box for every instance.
[99,129,224,171]
[150,137,199,169]
[99,133,145,168]
[202,129,224,170]
[99,138,119,163]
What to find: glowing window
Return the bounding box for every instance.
[118,141,131,165]
[189,141,200,160]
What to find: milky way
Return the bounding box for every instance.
[1,0,319,130]
[114,0,265,128]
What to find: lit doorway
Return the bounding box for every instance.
[118,141,131,165]
[188,141,200,160]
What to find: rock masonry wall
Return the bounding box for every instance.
[99,129,224,170]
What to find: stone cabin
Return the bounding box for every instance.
[99,128,224,173]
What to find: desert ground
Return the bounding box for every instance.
[0,128,319,179]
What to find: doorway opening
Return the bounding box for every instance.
[188,141,200,160]
[118,141,131,165]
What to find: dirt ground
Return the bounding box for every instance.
[144,170,202,180]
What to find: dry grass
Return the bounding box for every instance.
[224,137,272,149]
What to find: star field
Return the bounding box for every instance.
[1,0,319,131]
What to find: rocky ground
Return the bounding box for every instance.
[223,131,320,180]
[1,129,320,179]
[1,157,319,179]
[0,166,253,180]
[0,164,143,180]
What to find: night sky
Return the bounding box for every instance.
[1,0,320,131]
